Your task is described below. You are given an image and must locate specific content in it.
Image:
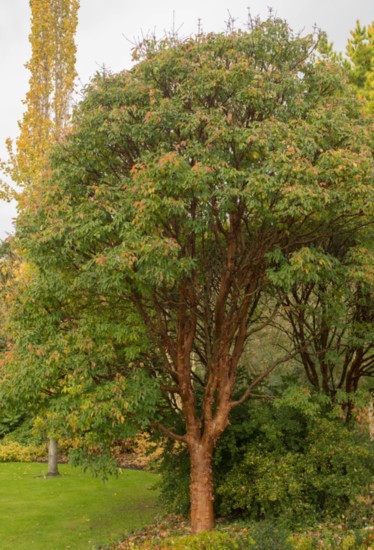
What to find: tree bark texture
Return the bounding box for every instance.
[47,437,59,477]
[189,442,215,533]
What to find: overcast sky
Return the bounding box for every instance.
[0,0,372,240]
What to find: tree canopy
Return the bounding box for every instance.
[6,0,79,188]
[346,20,374,112]
[2,16,373,533]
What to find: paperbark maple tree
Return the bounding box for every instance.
[272,242,374,405]
[269,22,374,413]
[12,18,374,532]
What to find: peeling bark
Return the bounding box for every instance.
[189,442,215,533]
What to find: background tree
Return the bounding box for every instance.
[268,21,374,415]
[6,0,79,187]
[8,17,374,532]
[270,238,374,412]
[0,240,39,443]
[345,20,374,112]
[2,0,79,477]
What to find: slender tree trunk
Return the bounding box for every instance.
[46,437,59,477]
[189,442,215,533]
[369,400,374,441]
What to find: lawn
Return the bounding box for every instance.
[0,462,159,549]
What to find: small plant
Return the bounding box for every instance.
[0,440,46,462]
[133,529,256,549]
[151,530,246,549]
[246,521,292,550]
[288,527,368,549]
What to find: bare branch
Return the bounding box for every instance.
[153,422,187,443]
[230,348,301,408]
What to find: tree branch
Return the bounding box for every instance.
[153,422,187,443]
[230,348,301,408]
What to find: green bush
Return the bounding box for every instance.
[0,440,46,462]
[218,415,373,525]
[288,527,368,549]
[246,520,293,549]
[218,450,308,520]
[146,530,255,549]
[3,416,45,446]
[157,440,191,515]
[132,523,371,549]
[158,389,374,527]
[0,412,25,438]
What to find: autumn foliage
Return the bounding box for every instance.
[6,0,79,187]
[1,15,373,535]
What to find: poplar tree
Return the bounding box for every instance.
[7,0,79,186]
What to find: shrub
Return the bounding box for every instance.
[288,527,369,549]
[218,450,309,520]
[217,405,373,525]
[0,440,46,462]
[158,389,374,527]
[145,530,255,549]
[157,441,191,515]
[110,433,163,469]
[4,416,45,446]
[246,520,292,549]
[0,412,25,438]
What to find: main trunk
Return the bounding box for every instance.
[189,442,215,533]
[47,437,59,477]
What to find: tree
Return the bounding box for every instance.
[12,18,373,532]
[271,240,374,412]
[6,0,79,187]
[3,0,79,477]
[267,22,374,414]
[345,20,374,112]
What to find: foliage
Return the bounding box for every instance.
[288,526,371,549]
[345,21,374,112]
[2,416,45,446]
[242,520,292,549]
[0,440,46,462]
[157,440,190,515]
[148,527,370,550]
[159,389,374,527]
[4,14,373,532]
[5,0,79,187]
[0,412,25,439]
[113,515,256,549]
[0,0,80,476]
[144,530,253,549]
[111,432,163,469]
[115,516,373,549]
[270,19,374,402]
[268,241,374,402]
[217,395,373,526]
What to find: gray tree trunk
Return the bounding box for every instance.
[46,437,60,476]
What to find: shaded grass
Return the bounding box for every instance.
[0,462,159,549]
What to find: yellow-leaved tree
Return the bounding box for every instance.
[7,0,79,188]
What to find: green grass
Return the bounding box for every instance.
[0,462,159,550]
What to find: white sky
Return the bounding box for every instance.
[0,0,372,240]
